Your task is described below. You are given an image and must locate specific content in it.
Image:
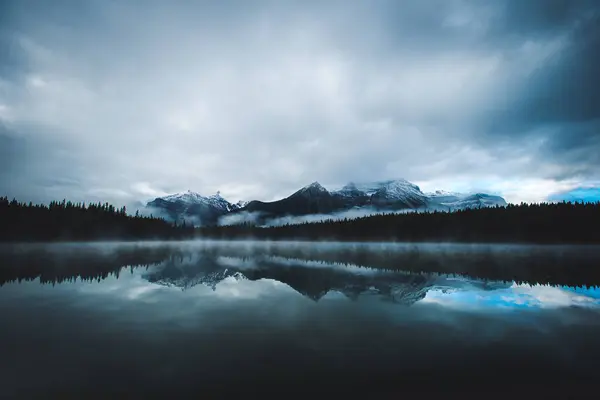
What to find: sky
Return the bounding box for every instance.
[1,0,599,207]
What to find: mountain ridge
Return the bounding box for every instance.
[146,179,507,226]
[146,190,242,225]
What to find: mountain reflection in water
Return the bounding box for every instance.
[1,241,599,397]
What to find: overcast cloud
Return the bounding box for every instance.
[1,0,599,206]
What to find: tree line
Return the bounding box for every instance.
[200,201,600,244]
[0,196,194,242]
[2,196,600,244]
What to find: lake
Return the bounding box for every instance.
[1,241,600,398]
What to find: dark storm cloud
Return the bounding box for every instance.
[494,0,589,34]
[482,12,600,183]
[474,0,600,178]
[485,2,599,125]
[0,0,599,204]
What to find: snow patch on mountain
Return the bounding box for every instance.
[334,182,366,198]
[369,179,427,203]
[334,179,422,197]
[151,179,509,227]
[160,191,233,209]
[302,181,328,192]
[440,193,507,209]
[146,190,241,226]
[234,200,249,209]
[424,188,508,210]
[426,189,463,197]
[162,190,205,203]
[158,190,239,212]
[292,181,330,198]
[332,179,427,204]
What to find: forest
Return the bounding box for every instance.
[0,196,193,242]
[200,201,600,244]
[1,196,600,244]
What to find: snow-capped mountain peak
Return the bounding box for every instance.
[293,181,330,197]
[427,189,458,197]
[162,190,206,203]
[205,192,239,212]
[334,182,367,198]
[302,181,327,191]
[334,179,420,195]
[376,179,423,197]
[146,189,239,226]
[158,190,234,210]
[426,190,507,210]
[330,179,427,208]
[368,179,427,207]
[235,200,249,208]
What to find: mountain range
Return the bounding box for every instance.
[145,179,507,226]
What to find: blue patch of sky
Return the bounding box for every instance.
[548,187,600,203]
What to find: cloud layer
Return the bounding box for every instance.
[1,0,599,206]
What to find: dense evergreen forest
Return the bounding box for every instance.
[0,197,193,242]
[200,201,600,244]
[2,196,600,244]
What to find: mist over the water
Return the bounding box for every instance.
[2,240,600,287]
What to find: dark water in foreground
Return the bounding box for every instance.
[1,241,600,398]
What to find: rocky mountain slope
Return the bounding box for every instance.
[426,191,507,210]
[146,190,241,226]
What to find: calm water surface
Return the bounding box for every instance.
[1,241,599,398]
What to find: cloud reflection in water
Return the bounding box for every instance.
[421,283,600,310]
